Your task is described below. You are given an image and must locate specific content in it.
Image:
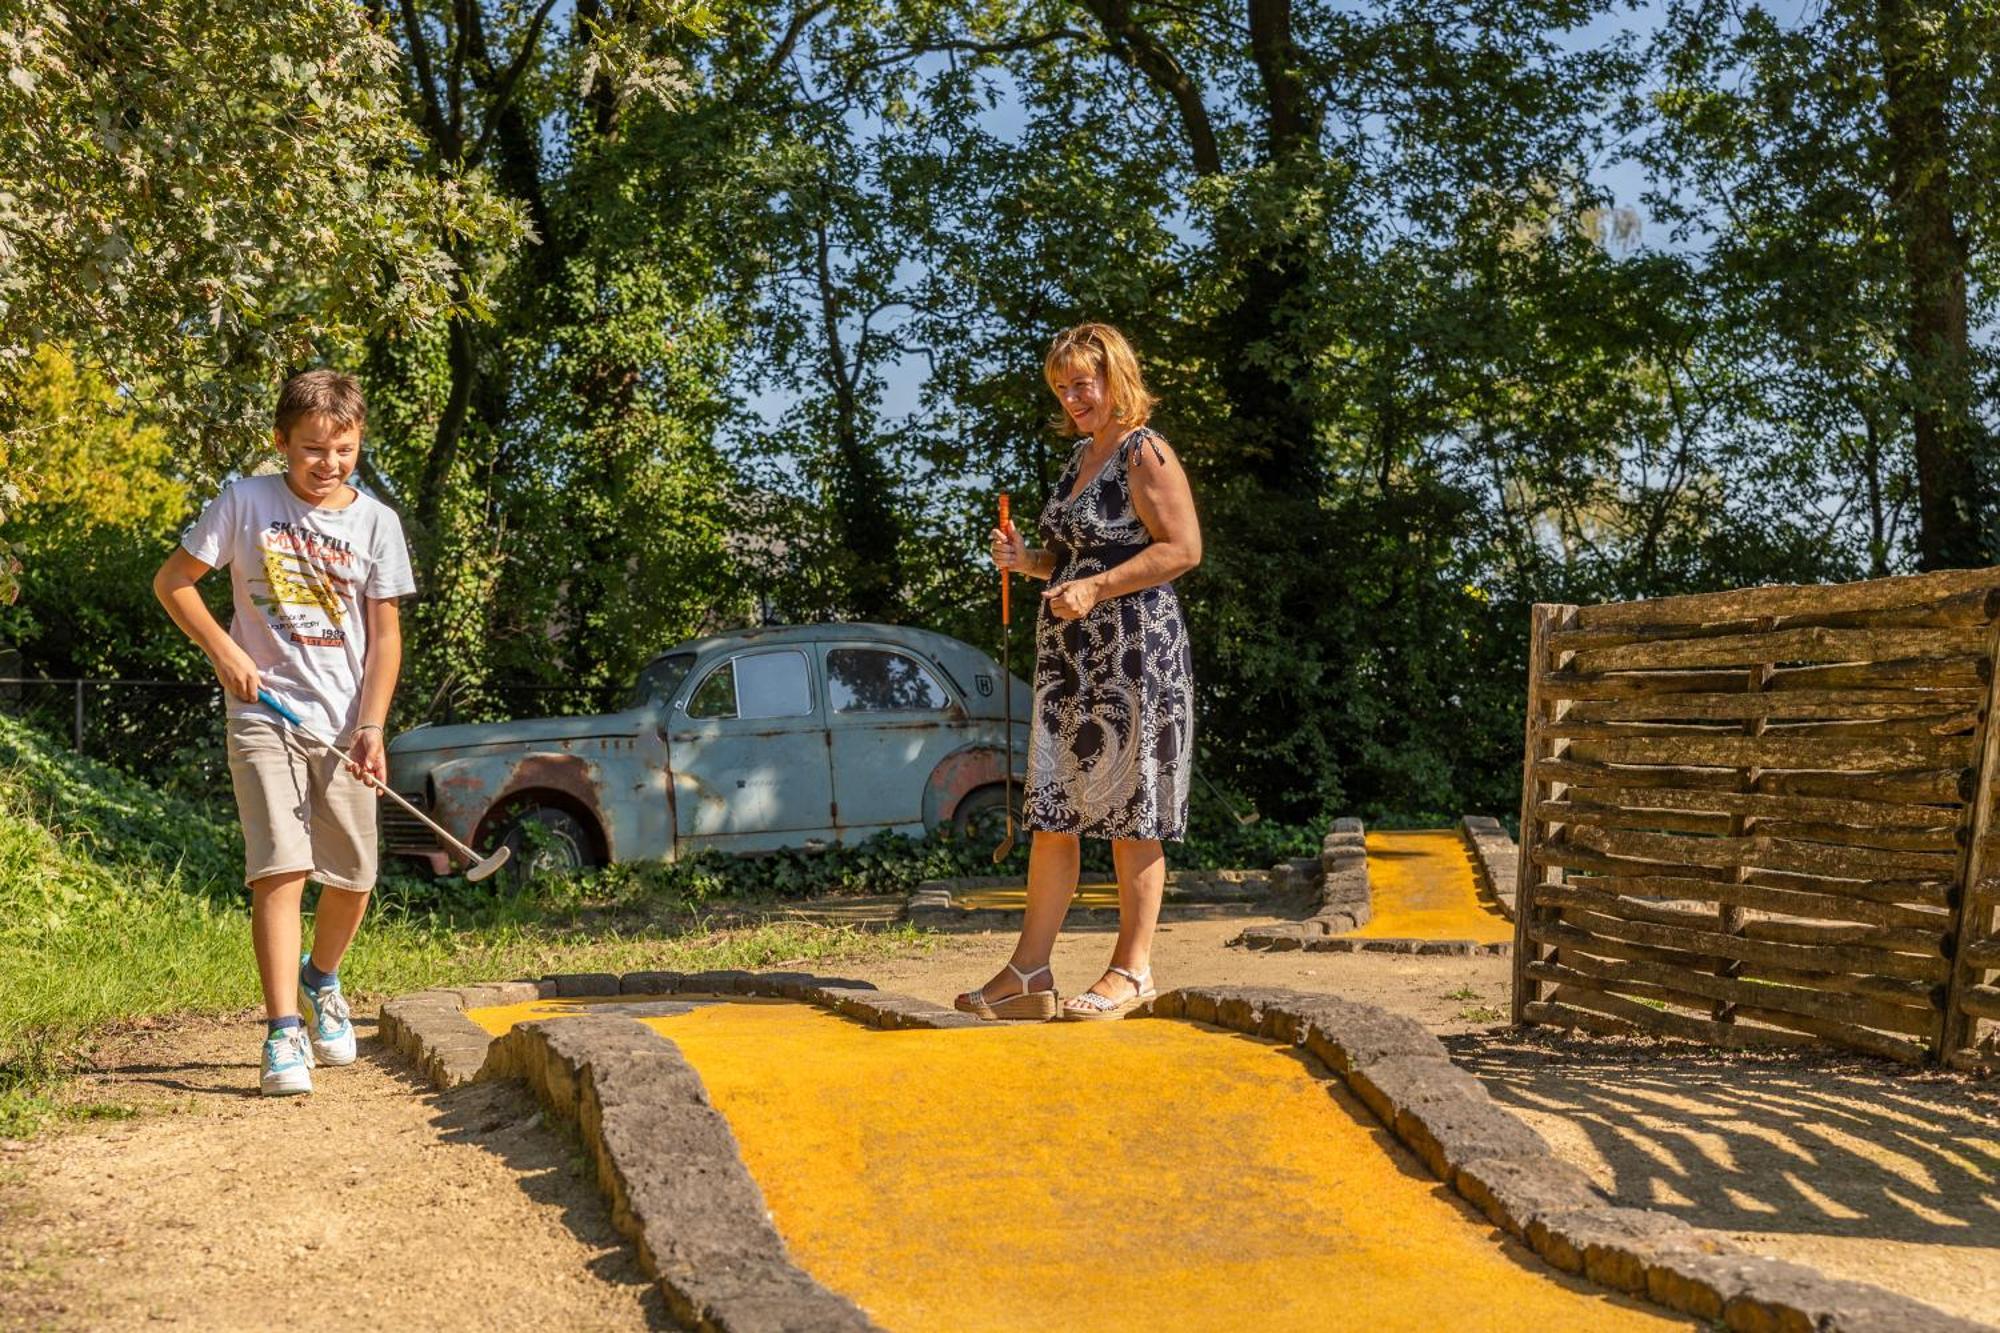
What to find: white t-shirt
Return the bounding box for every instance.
[181,473,417,737]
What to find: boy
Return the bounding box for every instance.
[153,370,416,1096]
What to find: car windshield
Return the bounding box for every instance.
[628,653,696,709]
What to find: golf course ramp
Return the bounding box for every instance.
[379,975,1984,1332]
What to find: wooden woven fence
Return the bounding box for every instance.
[1510,568,2000,1070]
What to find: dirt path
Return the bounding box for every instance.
[855,912,1515,1028]
[0,1011,667,1332]
[1448,1026,2000,1327]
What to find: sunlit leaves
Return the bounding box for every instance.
[0,2,528,475]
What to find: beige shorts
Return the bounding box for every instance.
[225,717,378,891]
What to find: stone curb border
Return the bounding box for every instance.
[380,969,984,1089]
[381,970,985,1332]
[381,974,1988,1333]
[907,868,1270,927]
[1459,815,1519,921]
[1236,818,1513,957]
[1236,816,1372,949]
[492,1014,875,1331]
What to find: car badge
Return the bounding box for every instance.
[976,675,993,696]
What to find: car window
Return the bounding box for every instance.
[827,648,951,713]
[686,661,736,718]
[629,652,696,709]
[737,649,814,718]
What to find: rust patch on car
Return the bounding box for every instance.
[476,753,615,859]
[926,745,1009,822]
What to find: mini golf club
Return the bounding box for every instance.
[257,689,511,882]
[992,492,1017,864]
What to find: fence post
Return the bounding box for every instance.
[73,679,85,753]
[1512,603,1577,1023]
[1715,626,1777,1024]
[1938,618,2000,1060]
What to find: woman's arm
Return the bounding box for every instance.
[1043,438,1201,620]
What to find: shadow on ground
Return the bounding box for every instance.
[1448,1028,2000,1247]
[395,1056,676,1329]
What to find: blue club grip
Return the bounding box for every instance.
[257,689,307,728]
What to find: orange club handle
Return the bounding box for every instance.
[998,493,1010,625]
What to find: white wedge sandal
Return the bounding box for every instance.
[1060,965,1156,1021]
[955,962,1060,1021]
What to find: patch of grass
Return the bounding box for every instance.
[1441,986,1482,1002]
[1457,1005,1506,1024]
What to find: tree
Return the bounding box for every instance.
[0,2,525,474]
[367,1,818,712]
[1639,0,1998,572]
[0,345,205,678]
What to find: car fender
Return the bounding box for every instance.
[922,743,1017,829]
[425,751,618,861]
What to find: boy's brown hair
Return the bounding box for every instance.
[275,369,366,441]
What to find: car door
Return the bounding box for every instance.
[667,646,833,853]
[821,641,965,839]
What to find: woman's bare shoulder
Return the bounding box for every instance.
[1121,425,1178,468]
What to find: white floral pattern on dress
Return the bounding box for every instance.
[1024,426,1194,841]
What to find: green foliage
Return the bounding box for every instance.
[9,0,2000,830]
[358,0,762,717]
[0,2,528,471]
[0,346,211,680]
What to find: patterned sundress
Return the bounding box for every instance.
[1024,426,1195,841]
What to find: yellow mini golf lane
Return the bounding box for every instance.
[950,881,1123,911]
[1357,829,1513,944]
[940,829,1508,941]
[467,997,1685,1331]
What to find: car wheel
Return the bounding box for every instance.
[493,805,598,883]
[953,785,1022,844]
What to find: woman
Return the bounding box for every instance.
[956,323,1201,1022]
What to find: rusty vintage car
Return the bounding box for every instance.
[382,623,1030,877]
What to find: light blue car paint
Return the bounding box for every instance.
[383,623,1031,871]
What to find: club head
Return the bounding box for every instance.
[1236,812,1262,826]
[990,826,1016,865]
[466,845,513,883]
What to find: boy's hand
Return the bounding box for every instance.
[210,642,262,702]
[346,727,387,789]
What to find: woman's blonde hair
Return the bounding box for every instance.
[1044,323,1157,436]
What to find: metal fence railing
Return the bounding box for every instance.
[1,677,227,777]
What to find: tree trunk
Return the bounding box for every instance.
[1876,0,1983,569]
[812,214,902,621]
[416,306,479,544]
[1216,0,1322,493]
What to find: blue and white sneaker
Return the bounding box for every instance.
[298,956,357,1065]
[260,1026,315,1097]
